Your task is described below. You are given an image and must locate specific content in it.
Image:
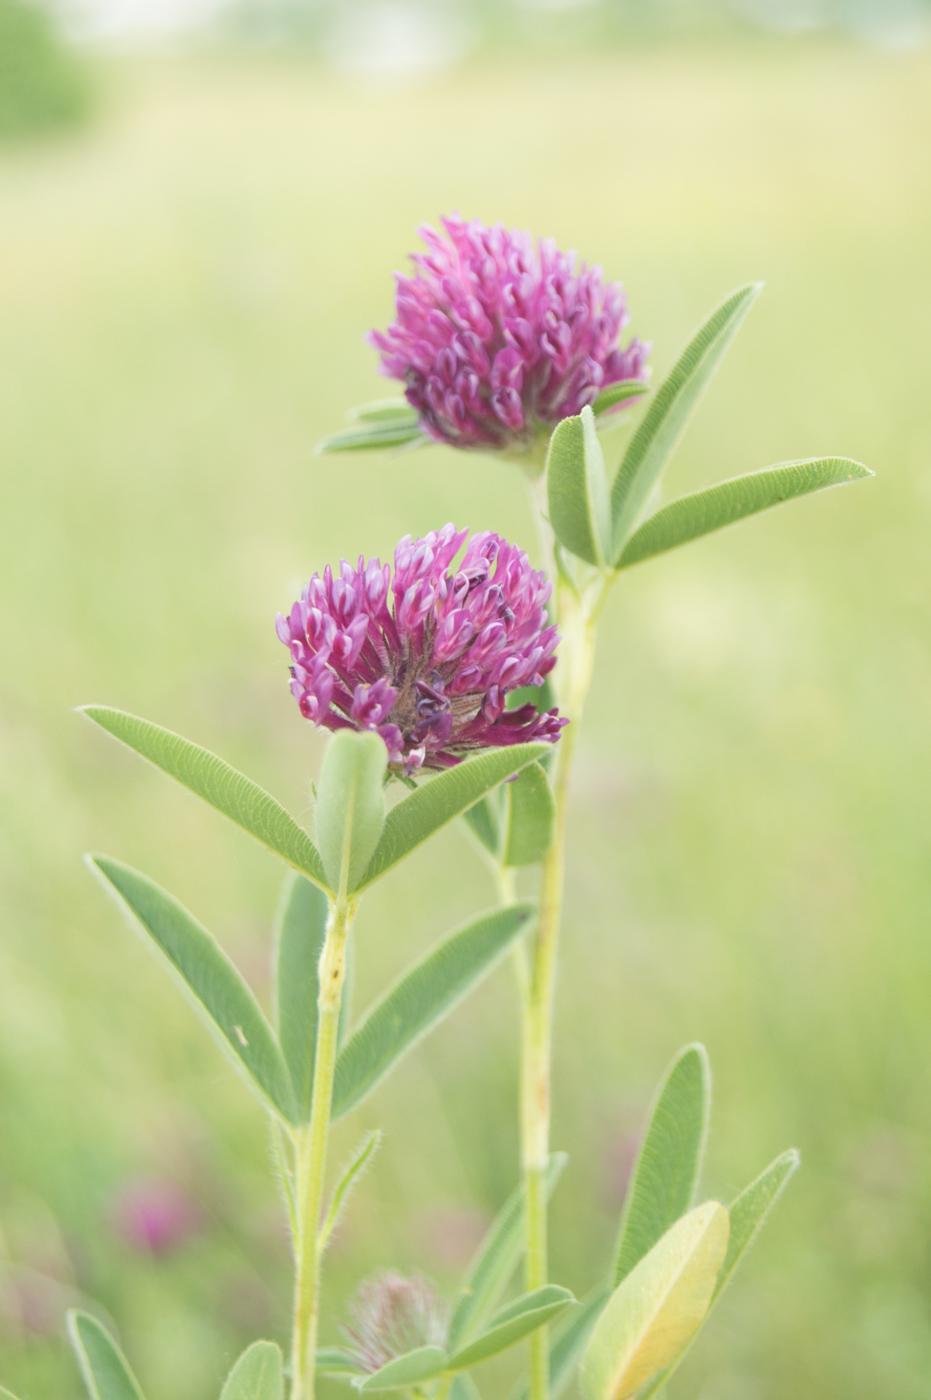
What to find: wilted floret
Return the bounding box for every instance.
[368,214,650,452]
[341,1271,449,1374]
[276,524,566,774]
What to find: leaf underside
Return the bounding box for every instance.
[67,1311,147,1400]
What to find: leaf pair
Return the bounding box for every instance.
[68,1312,282,1400]
[81,707,549,897]
[463,760,556,869]
[91,853,534,1127]
[547,1046,800,1400]
[546,284,871,575]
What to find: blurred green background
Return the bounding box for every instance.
[1,4,930,1398]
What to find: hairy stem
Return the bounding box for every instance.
[523,576,599,1400]
[290,894,357,1400]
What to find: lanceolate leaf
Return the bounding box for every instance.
[611,284,761,558]
[448,1154,568,1353]
[332,902,536,1118]
[67,1311,146,1400]
[90,856,298,1124]
[636,1150,800,1399]
[316,1349,363,1376]
[462,789,505,861]
[79,707,329,890]
[316,413,425,453]
[544,1286,611,1400]
[274,873,329,1120]
[357,745,550,889]
[359,1347,448,1392]
[592,380,650,418]
[546,406,611,567]
[314,731,386,894]
[504,761,555,867]
[447,1287,576,1372]
[219,1342,284,1400]
[350,398,419,424]
[319,1130,382,1252]
[580,1203,729,1400]
[616,458,873,570]
[613,1044,710,1286]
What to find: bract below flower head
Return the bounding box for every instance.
[341,1270,448,1375]
[277,524,567,775]
[368,214,650,455]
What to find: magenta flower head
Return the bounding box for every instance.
[367,214,650,457]
[276,524,566,775]
[341,1271,448,1374]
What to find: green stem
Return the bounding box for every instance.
[290,894,357,1400]
[522,574,600,1400]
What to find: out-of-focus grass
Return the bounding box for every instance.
[0,35,929,1400]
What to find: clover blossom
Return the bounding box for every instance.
[340,1271,449,1374]
[368,214,650,454]
[277,524,566,774]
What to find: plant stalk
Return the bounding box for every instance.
[290,893,357,1400]
[522,572,600,1400]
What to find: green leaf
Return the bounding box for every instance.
[580,1202,729,1400]
[314,731,386,895]
[359,1347,448,1392]
[219,1342,284,1400]
[448,1154,567,1353]
[717,1148,799,1299]
[636,1149,800,1400]
[333,902,536,1118]
[546,406,611,567]
[316,1349,363,1376]
[450,1376,482,1400]
[350,398,419,424]
[504,761,555,867]
[79,706,329,890]
[611,284,761,558]
[274,873,328,1120]
[616,458,873,570]
[448,1287,575,1372]
[613,1044,710,1286]
[592,380,650,418]
[90,855,298,1123]
[461,789,505,861]
[357,744,551,889]
[319,1129,382,1253]
[317,421,425,453]
[67,1311,146,1400]
[545,1285,611,1400]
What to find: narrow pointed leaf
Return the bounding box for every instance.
[67,1311,146,1400]
[546,406,611,567]
[543,1286,611,1400]
[80,706,328,890]
[635,1150,800,1399]
[219,1342,284,1400]
[581,1202,729,1400]
[359,1346,448,1392]
[448,1287,575,1372]
[616,458,873,570]
[275,873,328,1119]
[611,284,761,556]
[462,789,505,861]
[333,902,535,1118]
[315,731,386,894]
[357,745,551,889]
[504,761,555,867]
[90,855,298,1123]
[448,1153,567,1352]
[450,1377,482,1400]
[319,1130,381,1252]
[316,1349,363,1376]
[613,1044,710,1286]
[316,421,425,453]
[592,380,650,418]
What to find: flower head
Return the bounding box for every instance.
[277,524,566,774]
[368,214,650,454]
[341,1271,448,1374]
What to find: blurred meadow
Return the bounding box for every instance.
[1,8,931,1399]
